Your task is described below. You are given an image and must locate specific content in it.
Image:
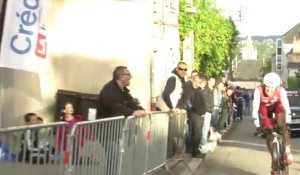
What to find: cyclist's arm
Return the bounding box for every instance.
[280,88,291,124]
[252,88,260,127]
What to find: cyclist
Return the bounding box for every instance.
[252,72,293,175]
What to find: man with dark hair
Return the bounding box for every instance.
[97,66,147,175]
[176,73,204,153]
[37,116,43,124]
[189,77,208,157]
[176,73,203,110]
[18,113,50,164]
[23,113,38,124]
[97,66,146,118]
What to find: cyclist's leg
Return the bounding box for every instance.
[261,105,277,172]
[263,128,273,153]
[275,112,290,148]
[275,101,293,165]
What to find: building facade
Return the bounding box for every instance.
[0,0,182,127]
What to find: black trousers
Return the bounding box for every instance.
[190,112,204,155]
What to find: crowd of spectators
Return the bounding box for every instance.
[1,63,253,164]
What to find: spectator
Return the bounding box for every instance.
[190,77,207,158]
[37,116,43,124]
[188,69,198,81]
[243,89,251,116]
[97,66,146,118]
[176,73,203,110]
[217,86,234,134]
[0,139,16,161]
[156,61,187,111]
[55,102,84,161]
[233,86,244,120]
[97,66,146,175]
[36,116,55,155]
[176,73,204,153]
[18,113,50,164]
[209,80,224,141]
[199,77,215,153]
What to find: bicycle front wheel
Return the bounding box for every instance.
[280,166,289,175]
[272,141,280,172]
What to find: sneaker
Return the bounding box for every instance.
[200,144,213,153]
[209,134,217,141]
[214,132,222,140]
[284,152,293,165]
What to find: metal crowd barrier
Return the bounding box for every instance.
[145,112,169,173]
[119,115,150,175]
[0,122,69,175]
[66,116,125,175]
[166,110,191,172]
[119,112,169,175]
[0,111,187,175]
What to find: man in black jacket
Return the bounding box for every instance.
[97,66,146,118]
[176,73,204,153]
[189,77,208,157]
[97,66,147,175]
[176,73,203,110]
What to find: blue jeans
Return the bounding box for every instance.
[201,113,212,146]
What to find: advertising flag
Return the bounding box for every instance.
[0,0,50,73]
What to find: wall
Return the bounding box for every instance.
[0,0,158,127]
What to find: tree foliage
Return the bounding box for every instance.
[295,68,300,78]
[179,0,239,78]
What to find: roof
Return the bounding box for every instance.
[233,60,263,81]
[282,22,300,44]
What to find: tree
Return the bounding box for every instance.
[179,0,239,78]
[295,68,300,78]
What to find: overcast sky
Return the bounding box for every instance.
[217,0,300,36]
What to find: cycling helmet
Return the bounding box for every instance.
[263,72,281,88]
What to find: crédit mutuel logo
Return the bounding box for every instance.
[9,0,47,59]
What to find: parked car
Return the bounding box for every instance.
[287,89,300,135]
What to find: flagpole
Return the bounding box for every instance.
[0,0,7,47]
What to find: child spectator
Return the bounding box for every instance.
[55,102,84,161]
[37,116,43,124]
[18,113,50,164]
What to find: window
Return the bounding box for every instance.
[277,47,282,55]
[276,38,282,48]
[276,55,282,64]
[276,63,282,71]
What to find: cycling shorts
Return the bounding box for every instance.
[259,101,284,128]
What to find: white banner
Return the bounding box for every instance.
[0,0,50,73]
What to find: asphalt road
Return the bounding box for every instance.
[194,116,300,175]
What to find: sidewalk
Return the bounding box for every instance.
[150,141,218,175]
[150,120,239,175]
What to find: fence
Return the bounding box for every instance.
[0,111,187,175]
[165,110,191,172]
[0,122,69,175]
